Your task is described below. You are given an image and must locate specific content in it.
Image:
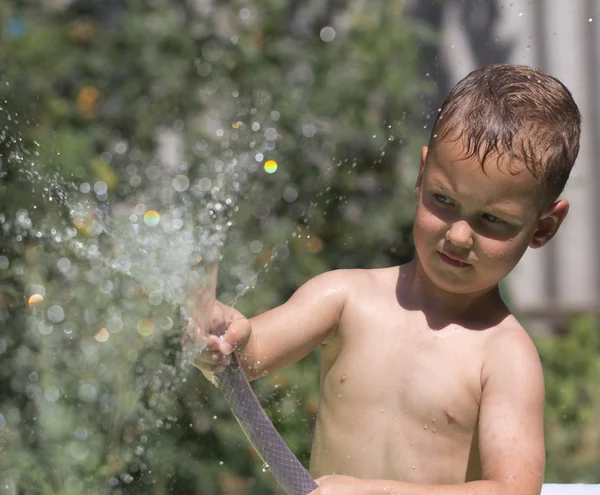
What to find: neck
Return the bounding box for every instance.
[399,258,504,325]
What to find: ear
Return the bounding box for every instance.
[414,146,428,199]
[529,200,569,248]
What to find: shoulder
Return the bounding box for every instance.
[481,316,543,389]
[296,267,399,311]
[304,266,398,291]
[290,268,369,306]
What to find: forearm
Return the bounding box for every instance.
[237,326,322,381]
[314,475,540,495]
[239,310,335,380]
[236,336,268,381]
[361,479,533,495]
[367,480,490,495]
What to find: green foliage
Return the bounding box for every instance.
[535,315,600,483]
[0,1,433,493]
[2,1,600,491]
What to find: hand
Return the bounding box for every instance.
[182,300,251,374]
[310,475,370,494]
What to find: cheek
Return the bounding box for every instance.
[414,204,445,238]
[479,238,528,266]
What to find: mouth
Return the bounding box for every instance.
[438,251,471,268]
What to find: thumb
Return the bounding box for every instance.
[220,313,251,353]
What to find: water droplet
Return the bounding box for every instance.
[173,174,190,192]
[94,328,110,343]
[137,318,155,336]
[44,386,60,402]
[28,293,44,306]
[320,26,336,42]
[264,160,278,174]
[143,210,160,227]
[264,127,277,141]
[47,304,65,323]
[423,425,428,430]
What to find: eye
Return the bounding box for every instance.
[433,194,454,205]
[482,213,505,224]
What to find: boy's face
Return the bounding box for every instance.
[413,137,568,295]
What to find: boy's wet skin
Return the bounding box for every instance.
[189,64,581,495]
[310,137,550,483]
[312,264,488,484]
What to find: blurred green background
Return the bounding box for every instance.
[0,1,598,493]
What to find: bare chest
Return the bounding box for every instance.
[320,310,484,436]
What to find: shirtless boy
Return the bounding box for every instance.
[188,64,581,495]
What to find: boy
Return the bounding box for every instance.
[187,64,581,495]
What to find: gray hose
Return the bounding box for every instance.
[214,355,318,495]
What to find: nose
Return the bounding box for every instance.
[445,220,474,249]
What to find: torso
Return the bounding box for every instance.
[309,266,506,483]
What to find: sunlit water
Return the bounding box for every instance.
[0,101,284,491]
[0,75,400,491]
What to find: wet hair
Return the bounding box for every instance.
[430,64,581,203]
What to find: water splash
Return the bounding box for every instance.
[0,101,283,489]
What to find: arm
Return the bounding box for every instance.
[239,269,350,379]
[312,326,546,495]
[190,269,351,380]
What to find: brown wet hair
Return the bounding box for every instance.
[430,64,581,203]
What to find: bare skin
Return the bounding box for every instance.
[188,137,570,495]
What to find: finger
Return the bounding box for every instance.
[205,334,223,351]
[216,337,233,355]
[210,302,230,334]
[183,334,223,355]
[219,317,250,353]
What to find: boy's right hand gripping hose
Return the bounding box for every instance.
[213,355,318,495]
